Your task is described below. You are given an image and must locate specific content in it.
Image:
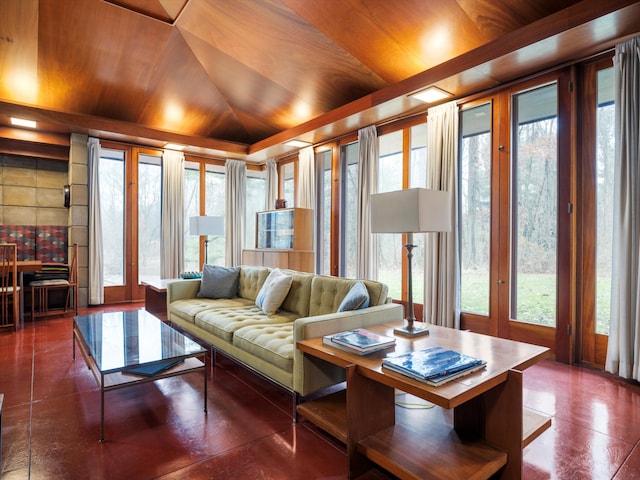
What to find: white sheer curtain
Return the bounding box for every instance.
[87,137,103,305]
[160,150,184,279]
[606,36,640,381]
[297,146,315,209]
[424,101,459,329]
[357,126,378,279]
[266,158,278,210]
[225,159,246,266]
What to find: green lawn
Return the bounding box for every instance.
[382,270,612,334]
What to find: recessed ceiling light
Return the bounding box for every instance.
[285,140,312,148]
[164,143,185,151]
[10,117,36,128]
[410,86,452,104]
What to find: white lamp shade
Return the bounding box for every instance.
[189,216,224,236]
[370,188,452,233]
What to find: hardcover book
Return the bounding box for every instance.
[323,328,396,354]
[382,346,486,386]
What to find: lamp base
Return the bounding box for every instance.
[394,321,430,338]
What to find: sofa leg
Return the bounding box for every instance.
[293,392,301,423]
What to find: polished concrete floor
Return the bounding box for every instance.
[1,304,640,479]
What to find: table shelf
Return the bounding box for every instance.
[297,390,348,443]
[523,408,552,448]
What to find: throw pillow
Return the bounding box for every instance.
[337,281,370,312]
[255,268,293,315]
[197,264,240,299]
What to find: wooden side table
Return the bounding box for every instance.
[297,323,551,479]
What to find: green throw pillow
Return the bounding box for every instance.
[337,281,370,312]
[197,264,240,299]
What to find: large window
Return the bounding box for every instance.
[410,123,427,306]
[246,171,266,249]
[205,165,225,266]
[596,67,615,335]
[282,162,294,207]
[183,162,201,271]
[316,149,332,275]
[99,148,125,286]
[137,154,162,283]
[511,83,558,326]
[459,103,492,315]
[377,131,403,299]
[340,142,359,278]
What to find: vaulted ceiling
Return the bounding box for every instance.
[1,0,639,163]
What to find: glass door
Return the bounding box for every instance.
[99,143,162,304]
[459,72,572,359]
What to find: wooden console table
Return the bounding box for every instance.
[297,322,550,479]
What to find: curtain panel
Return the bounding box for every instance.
[160,150,185,279]
[87,137,104,305]
[266,159,278,211]
[606,36,640,381]
[424,101,459,329]
[225,159,246,267]
[297,146,315,209]
[357,125,378,279]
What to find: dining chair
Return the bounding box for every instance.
[30,243,78,319]
[0,243,20,330]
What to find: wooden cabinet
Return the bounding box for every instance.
[255,208,313,250]
[243,208,314,272]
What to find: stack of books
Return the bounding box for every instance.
[323,328,396,355]
[382,346,486,386]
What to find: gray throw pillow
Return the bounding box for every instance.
[337,281,370,312]
[197,264,240,299]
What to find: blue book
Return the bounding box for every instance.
[323,328,396,354]
[382,346,486,385]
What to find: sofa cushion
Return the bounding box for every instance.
[238,265,271,301]
[194,305,298,342]
[169,297,254,323]
[197,264,240,299]
[232,324,294,372]
[308,275,358,316]
[337,281,370,312]
[256,268,293,315]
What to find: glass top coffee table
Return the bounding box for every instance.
[73,309,207,441]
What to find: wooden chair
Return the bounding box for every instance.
[0,244,20,330]
[30,243,78,319]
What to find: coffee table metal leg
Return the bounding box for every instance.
[100,378,105,442]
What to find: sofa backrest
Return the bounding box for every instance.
[280,270,313,317]
[238,265,389,317]
[359,279,389,306]
[238,265,271,300]
[308,275,357,316]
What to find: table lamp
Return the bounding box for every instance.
[189,216,224,267]
[370,188,452,337]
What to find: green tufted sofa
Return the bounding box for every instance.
[166,265,403,400]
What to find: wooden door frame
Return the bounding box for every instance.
[578,56,613,368]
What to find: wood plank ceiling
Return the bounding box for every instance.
[1,0,638,162]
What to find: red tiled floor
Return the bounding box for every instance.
[2,306,640,479]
